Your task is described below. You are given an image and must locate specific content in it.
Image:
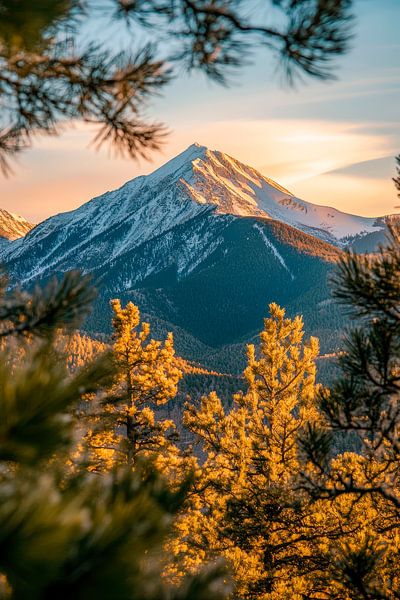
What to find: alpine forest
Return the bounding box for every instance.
[0,1,399,599]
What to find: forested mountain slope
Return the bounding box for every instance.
[3,144,385,368]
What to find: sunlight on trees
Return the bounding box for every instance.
[0,276,228,599]
[85,299,186,479]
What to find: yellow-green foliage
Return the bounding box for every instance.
[86,300,185,477]
[171,304,327,597]
[168,302,400,599]
[0,273,230,599]
[2,223,400,599]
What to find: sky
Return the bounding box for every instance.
[1,0,400,223]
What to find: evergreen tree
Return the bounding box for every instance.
[86,299,184,476]
[58,331,106,372]
[174,304,342,598]
[0,0,354,173]
[0,273,229,599]
[299,221,400,598]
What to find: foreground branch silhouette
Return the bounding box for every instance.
[0,0,354,173]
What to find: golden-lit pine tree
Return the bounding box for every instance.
[300,221,400,598]
[0,273,230,599]
[86,300,183,473]
[242,303,320,482]
[174,304,340,598]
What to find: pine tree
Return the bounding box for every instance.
[0,273,229,599]
[174,304,339,598]
[299,222,400,598]
[86,299,184,476]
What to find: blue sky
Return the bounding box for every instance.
[2,0,399,222]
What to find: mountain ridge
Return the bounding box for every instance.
[0,209,35,245]
[2,143,390,260]
[139,143,388,244]
[0,144,391,367]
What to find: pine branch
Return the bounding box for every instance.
[0,345,115,464]
[0,271,96,338]
[0,0,354,172]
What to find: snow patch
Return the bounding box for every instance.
[253,224,294,280]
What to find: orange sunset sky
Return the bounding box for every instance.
[1,0,399,224]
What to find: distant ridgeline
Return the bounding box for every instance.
[1,144,395,374]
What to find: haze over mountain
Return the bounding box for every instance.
[1,144,392,369]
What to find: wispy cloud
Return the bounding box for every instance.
[2,117,397,221]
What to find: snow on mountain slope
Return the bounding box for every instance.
[253,223,294,280]
[2,171,211,283]
[1,143,388,288]
[0,209,34,242]
[2,145,357,355]
[153,143,385,242]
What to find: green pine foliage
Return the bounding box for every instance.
[2,225,400,598]
[299,221,400,598]
[0,272,229,599]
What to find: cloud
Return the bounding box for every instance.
[293,172,398,217]
[1,118,397,222]
[322,156,396,179]
[187,118,395,185]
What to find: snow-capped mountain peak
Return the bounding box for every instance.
[143,144,386,242]
[1,143,391,286]
[1,144,394,358]
[110,143,384,244]
[147,142,208,185]
[0,209,35,242]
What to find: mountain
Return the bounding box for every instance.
[1,144,389,368]
[0,209,34,246]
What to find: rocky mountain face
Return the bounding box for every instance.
[0,144,391,369]
[0,209,35,247]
